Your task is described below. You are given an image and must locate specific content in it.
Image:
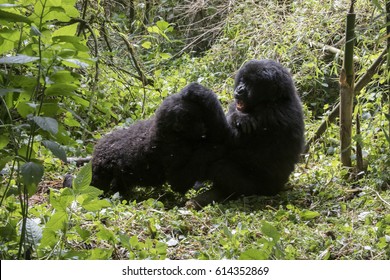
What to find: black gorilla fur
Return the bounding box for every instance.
[91,83,229,196]
[91,59,304,206]
[191,59,305,206]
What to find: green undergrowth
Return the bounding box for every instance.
[1,153,389,260]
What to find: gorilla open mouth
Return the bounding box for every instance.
[236,99,246,112]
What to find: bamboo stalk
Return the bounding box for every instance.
[339,1,356,167]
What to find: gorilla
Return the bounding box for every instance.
[91,59,304,207]
[190,59,305,206]
[91,83,229,196]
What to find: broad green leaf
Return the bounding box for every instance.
[0,55,39,64]
[70,94,89,107]
[64,112,81,127]
[260,221,280,242]
[141,41,152,49]
[300,210,321,220]
[43,7,70,22]
[20,161,44,190]
[32,116,58,135]
[156,241,168,255]
[81,198,110,211]
[75,226,91,240]
[73,162,92,191]
[156,20,170,31]
[119,234,131,249]
[50,70,78,83]
[129,235,139,247]
[45,83,78,96]
[239,249,269,260]
[50,188,74,211]
[160,52,172,60]
[52,24,77,37]
[147,26,160,34]
[16,102,35,118]
[0,9,32,24]
[40,102,60,117]
[42,140,67,162]
[24,218,42,246]
[40,211,68,248]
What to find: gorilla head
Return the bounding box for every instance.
[234,59,295,113]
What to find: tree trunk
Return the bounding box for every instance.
[339,1,356,167]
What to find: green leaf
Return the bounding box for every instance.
[96,225,115,243]
[24,218,42,246]
[0,10,32,24]
[64,112,81,127]
[0,156,13,171]
[0,134,9,149]
[62,58,90,68]
[30,24,41,36]
[40,211,68,249]
[260,221,280,242]
[45,83,78,96]
[50,70,78,84]
[42,140,67,162]
[70,94,89,107]
[45,211,68,232]
[156,241,168,255]
[50,188,74,211]
[0,55,39,64]
[142,41,152,49]
[32,116,58,135]
[156,20,170,31]
[52,24,77,37]
[129,235,139,247]
[73,162,92,191]
[300,210,321,220]
[20,162,44,194]
[159,52,172,60]
[239,249,269,260]
[88,248,113,260]
[75,226,91,240]
[81,198,110,211]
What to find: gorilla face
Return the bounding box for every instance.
[234,59,293,113]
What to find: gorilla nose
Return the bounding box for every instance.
[234,83,245,98]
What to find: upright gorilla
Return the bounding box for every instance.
[191,59,305,206]
[91,83,229,196]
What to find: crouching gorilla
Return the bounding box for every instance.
[191,59,305,207]
[91,83,229,196]
[91,59,304,207]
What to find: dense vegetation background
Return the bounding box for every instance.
[0,0,389,260]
